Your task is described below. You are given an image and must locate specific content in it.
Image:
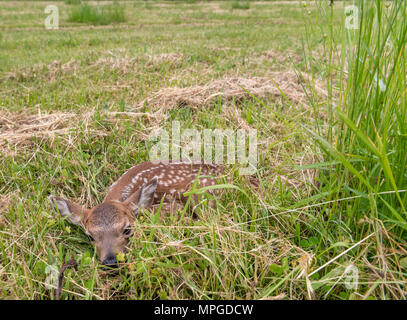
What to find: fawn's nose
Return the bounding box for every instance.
[101,255,117,268]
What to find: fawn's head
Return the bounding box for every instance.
[49,177,158,268]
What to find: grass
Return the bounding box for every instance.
[231,1,250,10]
[301,0,407,299]
[68,3,126,25]
[310,2,407,228]
[64,0,81,5]
[0,1,406,300]
[337,0,407,227]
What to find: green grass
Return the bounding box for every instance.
[0,1,406,300]
[231,1,250,10]
[305,1,407,233]
[300,0,407,299]
[337,0,407,228]
[68,3,126,25]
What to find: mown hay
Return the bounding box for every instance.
[0,110,162,156]
[94,51,184,73]
[94,54,137,74]
[0,110,78,154]
[4,51,185,82]
[137,71,327,110]
[3,60,79,82]
[145,52,184,67]
[46,60,79,81]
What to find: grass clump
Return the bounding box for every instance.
[231,1,250,10]
[310,1,407,232]
[68,3,126,25]
[297,0,407,299]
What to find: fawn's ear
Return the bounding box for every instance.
[48,195,89,225]
[124,176,158,215]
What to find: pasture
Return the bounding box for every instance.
[0,1,406,299]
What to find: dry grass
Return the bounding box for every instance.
[94,54,137,74]
[3,51,185,83]
[3,60,79,82]
[0,193,12,217]
[0,110,78,155]
[145,53,184,67]
[93,51,184,74]
[260,49,303,66]
[0,109,162,156]
[137,71,327,110]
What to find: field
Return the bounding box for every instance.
[0,0,406,300]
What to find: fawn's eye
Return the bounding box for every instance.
[123,227,133,237]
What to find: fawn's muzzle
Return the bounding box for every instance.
[101,254,117,268]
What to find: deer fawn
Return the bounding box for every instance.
[49,161,223,268]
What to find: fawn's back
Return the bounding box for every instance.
[104,161,224,210]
